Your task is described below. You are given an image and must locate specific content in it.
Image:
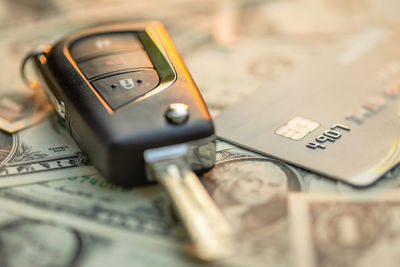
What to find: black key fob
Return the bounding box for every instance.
[22,22,235,260]
[23,21,216,186]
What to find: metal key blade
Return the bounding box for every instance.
[144,144,235,260]
[180,169,233,237]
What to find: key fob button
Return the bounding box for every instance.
[78,51,153,79]
[70,33,143,61]
[91,70,160,110]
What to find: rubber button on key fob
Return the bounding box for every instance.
[78,51,153,79]
[91,70,160,109]
[70,33,143,61]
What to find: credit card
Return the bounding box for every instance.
[215,25,400,186]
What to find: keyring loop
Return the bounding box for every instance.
[20,44,51,90]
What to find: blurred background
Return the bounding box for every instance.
[1,0,400,117]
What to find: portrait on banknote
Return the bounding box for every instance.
[204,150,303,232]
[290,194,400,267]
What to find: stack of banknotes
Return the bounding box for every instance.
[0,0,400,266]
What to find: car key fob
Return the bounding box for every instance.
[24,21,215,186]
[22,21,234,260]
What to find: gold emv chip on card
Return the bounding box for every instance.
[275,117,320,141]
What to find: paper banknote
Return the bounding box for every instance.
[2,139,400,266]
[289,193,400,267]
[205,141,400,266]
[0,115,96,187]
[0,140,298,266]
[0,91,52,133]
[0,174,183,242]
[0,203,197,267]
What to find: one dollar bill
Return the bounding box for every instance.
[289,193,400,267]
[0,115,96,187]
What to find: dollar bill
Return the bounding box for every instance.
[0,115,96,187]
[0,139,312,265]
[0,139,304,266]
[0,90,52,133]
[1,139,400,265]
[202,141,305,266]
[0,202,198,267]
[289,193,400,267]
[206,141,400,266]
[0,172,185,245]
